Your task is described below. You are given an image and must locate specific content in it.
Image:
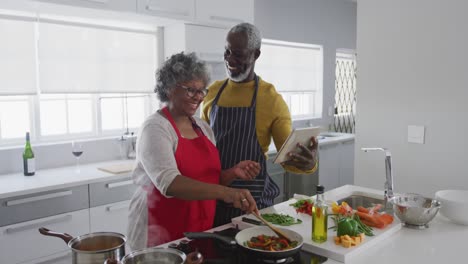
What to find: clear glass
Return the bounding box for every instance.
[71,141,84,173]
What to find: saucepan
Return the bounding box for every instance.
[184,226,303,260]
[104,247,203,264]
[38,227,126,264]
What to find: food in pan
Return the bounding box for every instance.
[244,234,298,251]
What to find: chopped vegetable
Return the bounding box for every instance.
[332,201,353,216]
[334,233,366,248]
[289,199,314,215]
[244,235,299,251]
[261,213,303,226]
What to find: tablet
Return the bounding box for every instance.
[272,127,321,164]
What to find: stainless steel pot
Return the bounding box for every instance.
[39,227,126,264]
[105,248,203,264]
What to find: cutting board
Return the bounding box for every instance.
[232,197,402,263]
[98,162,134,174]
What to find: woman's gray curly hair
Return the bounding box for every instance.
[155,52,210,102]
[229,23,262,50]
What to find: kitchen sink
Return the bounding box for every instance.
[337,195,384,209]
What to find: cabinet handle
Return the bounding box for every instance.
[4,215,72,235]
[5,190,73,206]
[82,0,109,4]
[145,6,189,17]
[106,202,130,212]
[209,15,243,24]
[106,180,133,189]
[34,251,71,264]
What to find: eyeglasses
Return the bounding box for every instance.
[177,85,208,98]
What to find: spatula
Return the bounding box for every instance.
[252,210,293,243]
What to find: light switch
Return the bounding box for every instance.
[408,125,425,144]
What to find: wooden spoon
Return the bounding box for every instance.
[252,210,293,243]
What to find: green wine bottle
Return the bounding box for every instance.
[23,132,35,176]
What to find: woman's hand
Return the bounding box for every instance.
[222,188,257,213]
[232,160,260,180]
[282,136,318,171]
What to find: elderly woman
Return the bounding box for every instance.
[127,52,259,250]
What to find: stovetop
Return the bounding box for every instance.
[168,226,328,264]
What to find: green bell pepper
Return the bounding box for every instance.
[337,217,359,237]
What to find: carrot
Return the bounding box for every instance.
[355,211,385,228]
[357,206,369,213]
[378,214,394,225]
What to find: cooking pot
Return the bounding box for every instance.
[104,248,203,264]
[184,226,303,260]
[39,227,126,264]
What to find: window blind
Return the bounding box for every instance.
[0,17,37,95]
[38,21,157,94]
[255,39,322,93]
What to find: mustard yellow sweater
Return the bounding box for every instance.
[201,77,317,174]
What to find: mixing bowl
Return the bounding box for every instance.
[390,193,441,229]
[435,190,468,225]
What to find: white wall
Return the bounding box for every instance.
[254,0,357,128]
[355,0,468,196]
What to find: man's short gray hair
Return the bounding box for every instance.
[229,23,262,50]
[154,52,210,102]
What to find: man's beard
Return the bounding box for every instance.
[225,63,253,83]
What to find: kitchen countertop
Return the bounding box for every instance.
[162,185,467,264]
[0,160,134,199]
[318,186,467,264]
[0,133,354,200]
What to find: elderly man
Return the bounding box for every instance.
[202,23,318,226]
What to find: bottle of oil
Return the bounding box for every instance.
[312,185,327,243]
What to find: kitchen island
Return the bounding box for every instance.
[162,185,468,264]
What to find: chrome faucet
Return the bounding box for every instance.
[361,147,394,211]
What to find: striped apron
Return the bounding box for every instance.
[210,76,280,227]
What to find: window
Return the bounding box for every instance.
[334,51,357,133]
[0,13,159,145]
[0,96,32,140]
[255,39,323,119]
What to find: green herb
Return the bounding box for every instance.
[261,213,303,226]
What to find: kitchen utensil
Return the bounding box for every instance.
[105,248,203,264]
[389,193,441,229]
[185,226,303,260]
[252,210,293,243]
[38,227,126,264]
[242,216,264,225]
[435,189,468,225]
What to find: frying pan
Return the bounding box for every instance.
[184,226,303,260]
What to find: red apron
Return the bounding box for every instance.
[146,107,221,247]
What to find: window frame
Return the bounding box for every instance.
[0,13,161,147]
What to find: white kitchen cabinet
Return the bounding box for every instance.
[0,209,89,264]
[318,139,355,191]
[22,250,72,264]
[35,0,136,12]
[339,140,355,186]
[164,23,228,62]
[90,200,130,236]
[195,0,254,27]
[137,0,195,21]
